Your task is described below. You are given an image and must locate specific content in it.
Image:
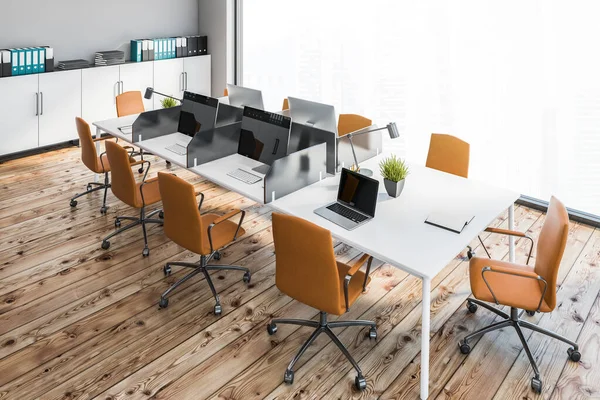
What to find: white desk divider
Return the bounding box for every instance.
[132,106,181,144]
[289,122,337,175]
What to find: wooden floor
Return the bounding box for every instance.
[0,143,599,400]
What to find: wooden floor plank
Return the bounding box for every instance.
[0,145,596,400]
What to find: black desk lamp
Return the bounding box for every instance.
[344,122,400,176]
[144,87,182,102]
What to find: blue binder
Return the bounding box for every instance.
[38,48,46,73]
[18,49,26,75]
[171,38,176,58]
[130,40,142,62]
[25,48,33,74]
[32,47,39,73]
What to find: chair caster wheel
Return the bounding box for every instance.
[159,211,164,219]
[214,304,222,316]
[115,219,121,228]
[567,347,581,362]
[531,377,542,394]
[467,302,478,313]
[355,375,367,391]
[369,326,377,340]
[466,246,475,260]
[138,167,144,174]
[159,297,169,308]
[142,247,150,257]
[283,369,294,385]
[243,272,251,284]
[100,206,108,215]
[166,161,172,167]
[101,240,110,250]
[70,199,77,207]
[267,322,277,335]
[526,310,536,316]
[163,265,172,276]
[87,184,92,191]
[213,251,222,261]
[459,341,471,354]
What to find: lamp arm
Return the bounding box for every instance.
[151,90,182,102]
[346,125,387,138]
[347,134,360,171]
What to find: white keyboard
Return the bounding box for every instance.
[165,143,187,155]
[227,168,262,184]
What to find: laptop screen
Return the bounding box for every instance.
[337,168,379,217]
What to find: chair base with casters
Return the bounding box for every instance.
[159,252,251,315]
[458,299,580,394]
[101,207,164,257]
[267,311,377,391]
[69,172,111,214]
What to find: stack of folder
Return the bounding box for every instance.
[57,59,90,70]
[95,51,125,67]
[130,36,207,63]
[0,46,54,78]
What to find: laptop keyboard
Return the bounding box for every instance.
[165,143,187,155]
[327,203,369,223]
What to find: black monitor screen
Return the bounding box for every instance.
[337,168,379,217]
[239,106,291,166]
[178,91,219,136]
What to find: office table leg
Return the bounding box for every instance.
[94,127,102,183]
[420,277,431,399]
[508,203,515,262]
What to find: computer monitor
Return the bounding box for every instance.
[178,91,219,136]
[227,84,265,110]
[287,97,338,135]
[239,106,291,173]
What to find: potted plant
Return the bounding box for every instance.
[379,154,409,198]
[161,97,179,108]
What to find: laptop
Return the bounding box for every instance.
[314,168,379,230]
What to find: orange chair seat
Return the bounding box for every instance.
[94,153,136,174]
[470,257,550,312]
[192,213,246,255]
[336,261,371,314]
[132,178,162,208]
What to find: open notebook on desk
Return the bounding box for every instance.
[425,212,475,234]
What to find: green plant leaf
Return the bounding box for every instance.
[379,154,409,182]
[161,97,178,108]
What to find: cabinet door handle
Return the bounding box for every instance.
[35,93,39,116]
[180,72,184,92]
[185,72,188,90]
[40,92,44,115]
[120,81,124,94]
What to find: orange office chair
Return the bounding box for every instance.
[267,213,376,391]
[157,172,250,315]
[69,117,137,214]
[425,133,470,178]
[101,141,163,257]
[223,88,228,97]
[459,196,580,394]
[116,91,145,117]
[282,98,289,111]
[338,114,373,137]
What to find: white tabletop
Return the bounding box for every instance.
[269,154,519,279]
[94,114,139,142]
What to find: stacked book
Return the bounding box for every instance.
[57,59,90,70]
[95,50,125,66]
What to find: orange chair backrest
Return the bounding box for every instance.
[223,88,228,97]
[534,196,569,310]
[75,117,101,173]
[282,98,289,111]
[272,213,342,315]
[425,133,470,178]
[105,141,138,207]
[157,172,208,254]
[338,114,372,137]
[116,91,145,117]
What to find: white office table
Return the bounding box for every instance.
[268,155,519,399]
[95,115,519,398]
[94,116,268,203]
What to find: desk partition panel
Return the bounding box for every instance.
[186,122,241,167]
[264,142,327,204]
[288,123,336,175]
[337,125,382,172]
[132,106,181,143]
[216,103,244,126]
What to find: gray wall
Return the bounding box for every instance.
[0,0,199,63]
[198,0,233,95]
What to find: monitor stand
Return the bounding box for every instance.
[252,164,271,175]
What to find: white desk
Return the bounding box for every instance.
[269,154,519,399]
[95,115,519,399]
